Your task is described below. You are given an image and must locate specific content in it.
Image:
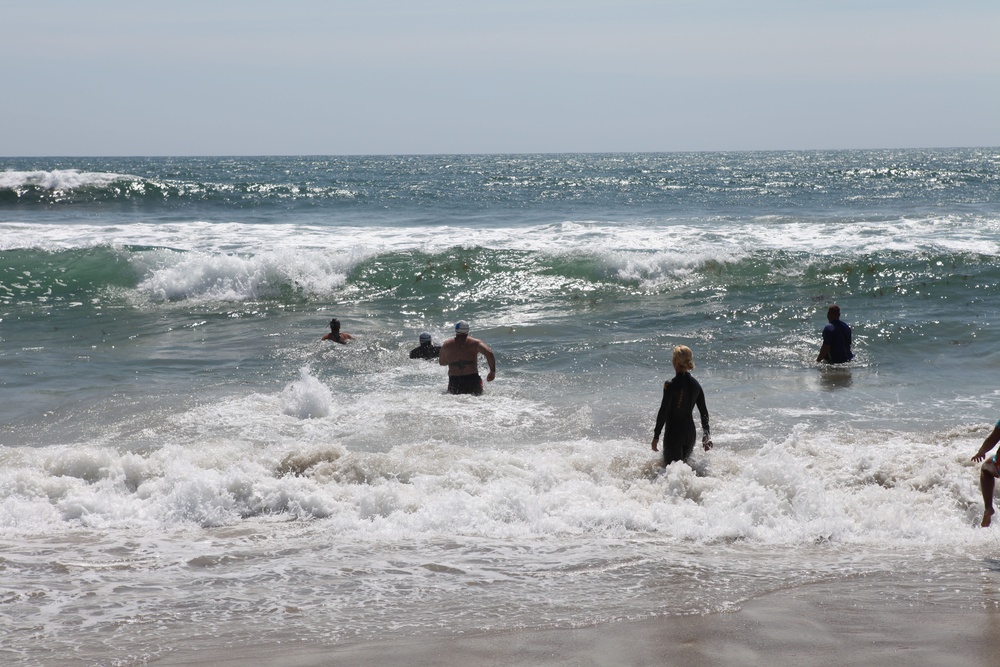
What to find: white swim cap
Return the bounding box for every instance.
[455,321,470,334]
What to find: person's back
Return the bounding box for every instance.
[410,333,441,360]
[817,305,853,364]
[651,345,712,465]
[657,372,709,463]
[825,319,853,363]
[438,320,496,395]
[322,318,352,345]
[440,335,480,371]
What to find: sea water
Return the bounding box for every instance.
[2,150,1000,664]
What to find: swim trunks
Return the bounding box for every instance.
[448,374,483,396]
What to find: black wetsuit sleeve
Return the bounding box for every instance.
[653,381,670,438]
[410,344,441,360]
[694,380,710,436]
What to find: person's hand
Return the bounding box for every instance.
[651,436,659,452]
[973,452,987,463]
[487,370,496,382]
[702,435,713,451]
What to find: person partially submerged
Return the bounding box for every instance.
[651,345,712,466]
[321,318,353,345]
[410,332,441,360]
[816,304,854,364]
[438,320,496,395]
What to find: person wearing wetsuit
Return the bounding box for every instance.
[651,345,712,465]
[816,305,854,364]
[409,332,441,360]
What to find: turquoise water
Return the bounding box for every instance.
[2,150,1000,664]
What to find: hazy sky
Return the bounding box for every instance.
[4,0,998,156]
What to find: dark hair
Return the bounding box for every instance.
[329,318,340,332]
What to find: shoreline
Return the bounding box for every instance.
[150,579,999,667]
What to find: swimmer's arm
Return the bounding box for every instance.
[438,342,452,366]
[651,383,669,451]
[816,343,831,363]
[480,343,496,382]
[972,425,1000,462]
[697,392,713,451]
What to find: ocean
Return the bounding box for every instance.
[2,149,1000,665]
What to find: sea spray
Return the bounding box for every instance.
[281,366,333,419]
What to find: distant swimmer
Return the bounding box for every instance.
[409,332,441,360]
[971,419,1000,527]
[651,345,712,466]
[816,304,854,364]
[321,318,353,345]
[438,320,496,395]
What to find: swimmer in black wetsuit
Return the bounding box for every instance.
[651,345,712,465]
[409,332,441,360]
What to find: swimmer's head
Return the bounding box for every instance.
[672,345,695,372]
[329,318,340,333]
[455,321,470,336]
[419,332,432,343]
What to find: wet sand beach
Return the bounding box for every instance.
[151,578,999,667]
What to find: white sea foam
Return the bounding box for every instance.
[3,213,997,256]
[0,375,989,548]
[7,214,992,305]
[0,169,125,192]
[281,366,333,419]
[125,246,358,302]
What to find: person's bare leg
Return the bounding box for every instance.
[981,469,996,527]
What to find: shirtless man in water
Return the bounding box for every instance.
[971,420,1000,527]
[321,318,353,345]
[438,320,496,395]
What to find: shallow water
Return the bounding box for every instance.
[2,150,1000,664]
